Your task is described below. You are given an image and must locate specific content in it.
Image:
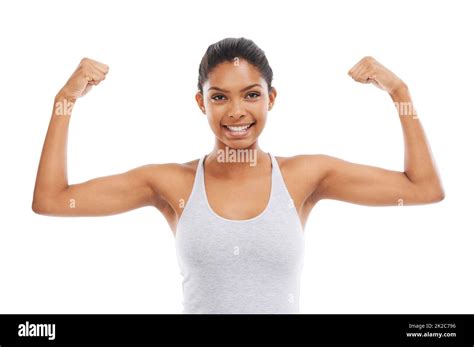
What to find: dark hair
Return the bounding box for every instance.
[197,37,273,94]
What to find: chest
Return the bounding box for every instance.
[204,174,271,220]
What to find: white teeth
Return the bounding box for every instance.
[226,124,252,132]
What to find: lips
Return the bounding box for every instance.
[222,122,255,131]
[221,121,256,138]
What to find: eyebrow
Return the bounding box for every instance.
[207,83,263,93]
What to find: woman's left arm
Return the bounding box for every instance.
[309,56,445,206]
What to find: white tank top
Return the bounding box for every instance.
[175,152,305,314]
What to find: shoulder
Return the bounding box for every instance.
[143,158,200,182]
[271,154,334,207]
[134,159,200,200]
[274,154,331,177]
[275,154,339,194]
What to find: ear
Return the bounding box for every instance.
[268,87,277,111]
[195,91,206,114]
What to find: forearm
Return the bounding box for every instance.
[390,85,444,195]
[33,93,76,203]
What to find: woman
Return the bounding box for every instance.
[32,37,444,314]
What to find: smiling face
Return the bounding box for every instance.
[196,59,277,150]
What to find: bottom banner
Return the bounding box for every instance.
[0,314,472,345]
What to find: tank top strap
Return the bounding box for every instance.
[268,153,297,210]
[196,154,206,188]
[179,155,207,217]
[191,154,207,202]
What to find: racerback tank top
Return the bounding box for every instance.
[175,152,305,314]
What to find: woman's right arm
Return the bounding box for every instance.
[32,58,166,216]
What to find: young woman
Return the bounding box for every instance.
[32,37,444,314]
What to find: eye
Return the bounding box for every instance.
[211,94,226,101]
[211,92,260,101]
[247,92,260,99]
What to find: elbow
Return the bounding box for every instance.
[32,187,71,215]
[429,179,445,203]
[32,203,42,214]
[32,195,55,215]
[433,189,445,203]
[406,175,445,205]
[427,191,445,204]
[422,185,445,204]
[32,199,48,215]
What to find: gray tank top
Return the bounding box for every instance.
[175,152,305,314]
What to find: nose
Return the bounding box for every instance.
[228,100,246,120]
[230,114,245,120]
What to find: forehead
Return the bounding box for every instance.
[204,59,265,90]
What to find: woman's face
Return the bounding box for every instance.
[196,59,277,149]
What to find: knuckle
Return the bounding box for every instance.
[364,55,375,63]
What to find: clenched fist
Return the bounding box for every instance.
[348,56,406,95]
[57,58,109,101]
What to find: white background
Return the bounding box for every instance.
[0,0,472,313]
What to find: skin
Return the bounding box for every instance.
[32,56,445,235]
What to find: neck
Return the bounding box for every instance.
[205,139,270,177]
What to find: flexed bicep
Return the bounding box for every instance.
[32,164,164,216]
[312,155,444,206]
